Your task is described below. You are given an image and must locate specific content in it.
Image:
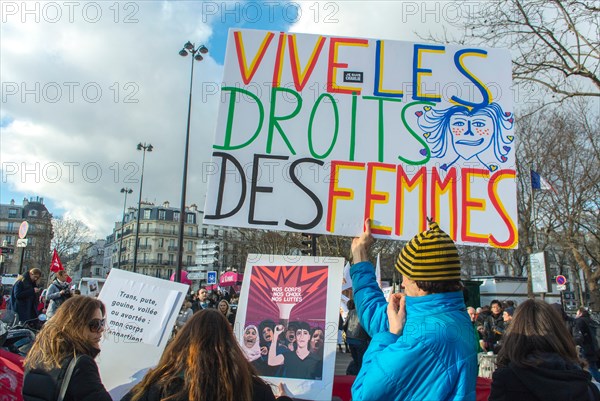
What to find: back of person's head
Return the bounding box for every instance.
[395,221,463,293]
[496,299,581,368]
[347,299,355,310]
[24,296,105,370]
[128,309,256,401]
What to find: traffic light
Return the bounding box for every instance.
[300,233,320,256]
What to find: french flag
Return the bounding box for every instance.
[531,170,557,194]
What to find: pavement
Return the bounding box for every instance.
[334,348,353,376]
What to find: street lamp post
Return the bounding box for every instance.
[176,41,208,283]
[118,187,133,270]
[133,142,153,273]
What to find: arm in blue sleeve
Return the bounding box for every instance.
[350,262,389,337]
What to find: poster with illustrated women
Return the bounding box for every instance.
[235,254,344,401]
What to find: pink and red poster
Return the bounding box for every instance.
[235,254,344,401]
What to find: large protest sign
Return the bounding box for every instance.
[204,29,517,248]
[96,269,188,400]
[234,254,344,401]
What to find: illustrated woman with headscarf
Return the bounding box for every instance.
[240,325,262,363]
[416,102,514,172]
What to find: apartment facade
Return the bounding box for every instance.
[189,212,244,284]
[104,201,199,279]
[0,197,53,277]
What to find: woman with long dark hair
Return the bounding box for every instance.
[122,309,290,401]
[489,299,600,401]
[22,296,111,401]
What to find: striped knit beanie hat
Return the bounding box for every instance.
[395,221,461,281]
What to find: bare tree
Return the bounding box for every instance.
[515,101,600,306]
[51,217,92,259]
[423,0,599,104]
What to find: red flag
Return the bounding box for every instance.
[50,249,64,273]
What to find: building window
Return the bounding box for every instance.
[95,267,100,276]
[214,229,219,237]
[187,241,193,251]
[157,253,163,263]
[158,238,164,248]
[159,210,166,220]
[7,222,14,231]
[186,255,193,266]
[174,212,180,222]
[4,235,13,245]
[28,210,38,217]
[202,228,207,236]
[188,226,194,236]
[186,213,194,223]
[168,254,174,264]
[8,209,17,218]
[143,209,151,219]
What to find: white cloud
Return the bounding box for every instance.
[1,1,221,236]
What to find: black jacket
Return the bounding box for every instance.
[489,353,600,401]
[11,275,38,322]
[23,354,112,401]
[120,376,291,401]
[575,316,599,361]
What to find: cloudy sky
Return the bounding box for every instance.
[1,1,476,237]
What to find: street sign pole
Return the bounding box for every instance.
[18,247,25,275]
[18,221,29,275]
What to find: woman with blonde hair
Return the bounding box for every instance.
[217,299,235,325]
[489,299,600,401]
[10,267,42,323]
[22,295,111,401]
[122,309,290,401]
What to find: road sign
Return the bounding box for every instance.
[207,271,217,285]
[187,272,204,280]
[556,275,567,285]
[18,221,29,239]
[557,284,567,291]
[16,238,28,248]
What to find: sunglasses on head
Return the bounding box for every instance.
[88,318,105,333]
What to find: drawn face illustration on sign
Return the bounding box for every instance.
[449,112,494,160]
[417,103,515,172]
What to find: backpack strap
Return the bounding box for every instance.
[57,355,80,401]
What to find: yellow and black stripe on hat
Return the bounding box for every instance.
[395,221,461,281]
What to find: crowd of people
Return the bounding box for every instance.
[7,218,600,400]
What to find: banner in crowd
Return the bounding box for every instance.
[96,269,188,400]
[234,254,344,401]
[203,28,517,248]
